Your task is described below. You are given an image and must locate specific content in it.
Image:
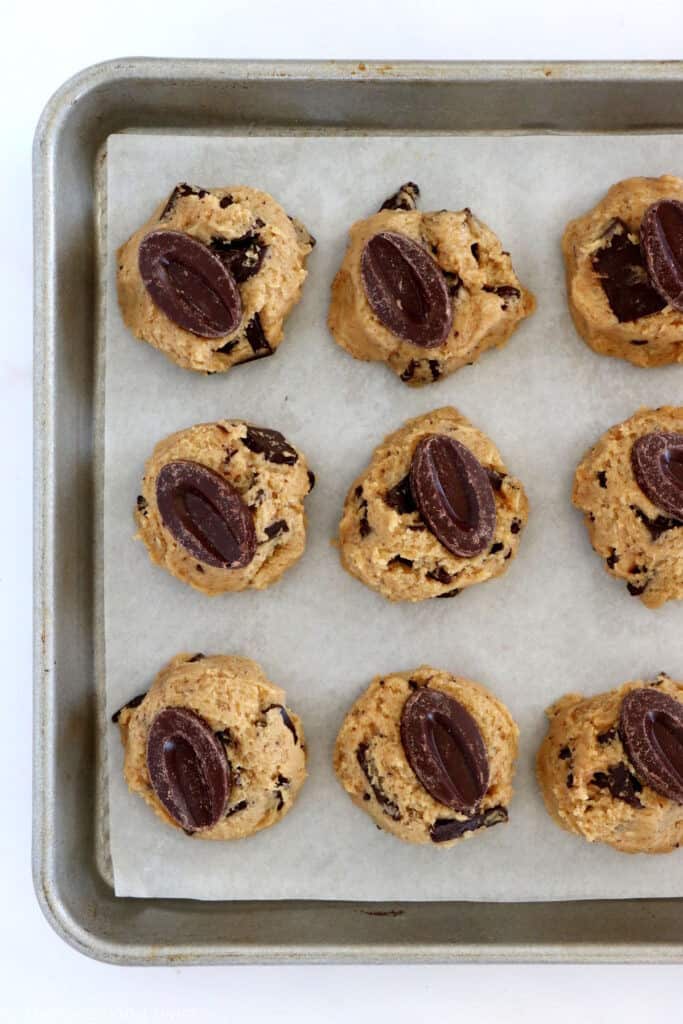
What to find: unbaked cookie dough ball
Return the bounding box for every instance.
[117,182,315,373]
[328,182,535,386]
[562,175,683,366]
[573,406,683,609]
[114,653,307,839]
[135,419,314,595]
[338,406,529,602]
[536,674,683,854]
[334,666,518,846]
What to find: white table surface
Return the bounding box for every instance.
[4,1,683,1018]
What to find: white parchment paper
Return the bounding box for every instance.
[105,132,683,900]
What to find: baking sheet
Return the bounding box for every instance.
[105,132,683,901]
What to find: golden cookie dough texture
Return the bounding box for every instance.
[334,667,518,847]
[118,653,307,840]
[338,407,529,602]
[536,675,683,854]
[573,406,683,609]
[117,184,314,373]
[328,205,535,385]
[136,419,312,595]
[562,175,683,366]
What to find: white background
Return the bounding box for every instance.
[4,0,683,1018]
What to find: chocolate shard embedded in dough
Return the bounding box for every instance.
[361,231,453,348]
[429,805,507,843]
[146,706,231,831]
[379,182,420,212]
[631,432,683,520]
[409,434,496,557]
[400,688,489,813]
[591,218,666,323]
[640,199,683,311]
[619,688,683,805]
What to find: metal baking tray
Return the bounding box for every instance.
[34,58,683,964]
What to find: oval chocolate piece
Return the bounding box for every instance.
[146,706,231,831]
[631,432,683,520]
[156,460,256,569]
[619,688,683,805]
[400,688,489,813]
[361,231,452,348]
[409,435,496,557]
[640,199,683,312]
[138,230,242,338]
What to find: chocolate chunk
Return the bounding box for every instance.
[631,338,649,346]
[156,460,256,569]
[606,550,620,569]
[209,231,267,282]
[429,805,507,843]
[632,432,683,520]
[482,284,520,301]
[510,519,521,534]
[470,242,480,262]
[358,498,371,537]
[146,707,230,832]
[356,743,402,820]
[225,799,248,818]
[410,435,496,558]
[385,473,417,515]
[244,313,272,355]
[276,773,290,787]
[558,746,572,760]
[426,566,455,585]
[219,194,234,209]
[566,773,574,788]
[590,763,643,808]
[400,688,489,813]
[487,469,505,491]
[361,232,453,348]
[274,790,285,811]
[111,691,147,724]
[627,580,648,596]
[263,704,298,744]
[216,339,239,356]
[597,470,608,488]
[631,504,683,540]
[490,541,504,554]
[307,470,316,492]
[400,360,418,383]
[597,728,617,745]
[188,653,205,663]
[640,199,683,310]
[435,587,461,598]
[242,425,297,465]
[264,519,289,540]
[379,181,420,212]
[591,218,666,322]
[136,494,149,517]
[619,688,683,804]
[138,230,242,338]
[388,554,413,568]
[160,183,208,220]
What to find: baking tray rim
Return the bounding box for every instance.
[33,56,683,965]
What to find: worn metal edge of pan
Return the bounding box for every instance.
[33,58,683,965]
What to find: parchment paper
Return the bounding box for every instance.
[105,132,683,900]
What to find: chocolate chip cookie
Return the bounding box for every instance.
[328,182,535,385]
[573,406,683,608]
[135,419,314,594]
[338,407,528,602]
[334,667,518,846]
[562,175,683,366]
[114,653,307,839]
[537,674,683,854]
[117,183,315,373]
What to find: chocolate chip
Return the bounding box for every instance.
[188,653,205,663]
[216,339,239,355]
[410,435,496,557]
[435,587,461,598]
[388,555,414,568]
[358,498,371,537]
[631,338,649,346]
[361,232,453,348]
[591,218,666,322]
[265,519,289,540]
[209,230,268,282]
[400,360,418,382]
[274,790,285,811]
[597,728,617,745]
[219,194,234,209]
[156,460,256,569]
[408,679,421,691]
[619,688,683,804]
[590,763,643,808]
[490,541,504,554]
[160,183,208,220]
[225,799,248,818]
[263,704,298,744]
[640,199,683,310]
[632,432,683,520]
[242,426,297,465]
[138,230,242,338]
[429,805,507,843]
[400,688,489,813]
[385,473,417,515]
[566,773,574,788]
[244,313,272,355]
[606,549,619,569]
[482,284,520,301]
[195,564,205,573]
[487,469,505,491]
[146,707,230,832]
[276,774,290,787]
[379,181,420,212]
[470,242,480,262]
[136,495,149,517]
[426,566,455,585]
[631,503,683,540]
[627,581,648,596]
[111,691,147,724]
[510,519,521,534]
[307,470,316,492]
[597,470,608,488]
[356,743,402,820]
[558,746,572,760]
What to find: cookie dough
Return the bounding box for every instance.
[338,407,529,602]
[136,419,314,595]
[536,674,683,854]
[562,175,683,366]
[115,653,307,839]
[328,182,535,386]
[573,406,683,609]
[334,666,518,846]
[117,183,314,373]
